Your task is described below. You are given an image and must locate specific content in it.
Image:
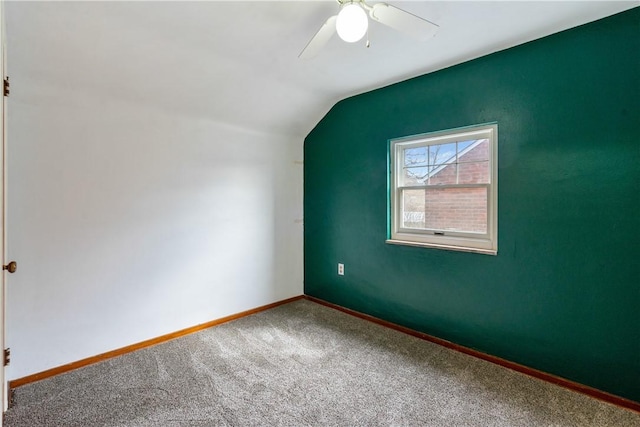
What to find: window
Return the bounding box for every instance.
[387,123,497,254]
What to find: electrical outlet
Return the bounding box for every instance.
[338,263,344,276]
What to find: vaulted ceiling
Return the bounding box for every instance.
[6,1,637,138]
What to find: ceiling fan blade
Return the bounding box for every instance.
[299,15,337,60]
[369,3,439,42]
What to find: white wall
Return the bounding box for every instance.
[6,77,303,380]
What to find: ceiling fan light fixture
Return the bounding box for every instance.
[336,3,368,43]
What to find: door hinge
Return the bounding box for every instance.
[3,77,9,97]
[3,348,10,366]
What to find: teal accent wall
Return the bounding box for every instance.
[304,9,640,401]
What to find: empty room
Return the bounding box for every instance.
[0,1,638,426]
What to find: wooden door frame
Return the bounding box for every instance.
[1,0,7,419]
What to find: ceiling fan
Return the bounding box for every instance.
[299,0,439,59]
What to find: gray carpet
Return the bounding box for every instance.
[5,299,640,426]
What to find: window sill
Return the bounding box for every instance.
[385,239,497,255]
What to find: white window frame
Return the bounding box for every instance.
[387,123,498,255]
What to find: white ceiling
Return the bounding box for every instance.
[6,1,638,138]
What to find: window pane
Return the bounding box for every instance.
[425,187,487,233]
[404,147,427,167]
[458,161,489,184]
[429,142,456,166]
[404,166,430,186]
[457,139,476,152]
[459,139,489,162]
[401,189,426,228]
[428,164,457,185]
[402,187,487,233]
